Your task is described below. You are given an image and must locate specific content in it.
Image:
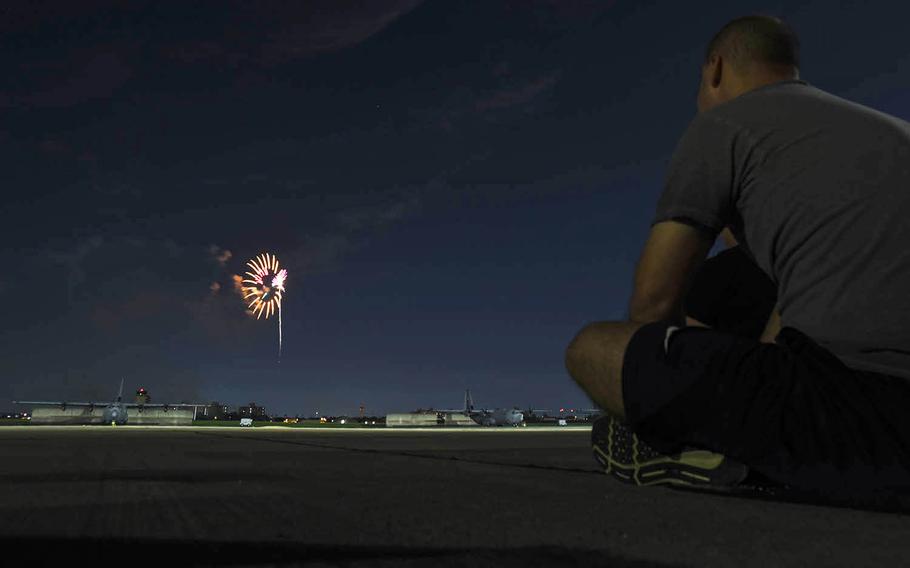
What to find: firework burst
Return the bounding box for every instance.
[241,253,287,357]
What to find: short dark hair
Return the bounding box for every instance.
[706,15,800,72]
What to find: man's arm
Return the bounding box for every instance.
[759,306,781,343]
[628,220,715,324]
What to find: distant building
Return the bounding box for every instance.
[441,412,477,426]
[385,412,443,427]
[30,406,192,426]
[239,402,268,421]
[385,411,476,428]
[198,402,230,420]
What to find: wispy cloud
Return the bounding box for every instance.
[410,69,563,134]
[1,51,131,109]
[202,173,315,190]
[165,1,424,66]
[337,196,421,232]
[474,72,561,112]
[2,2,424,109]
[262,194,423,279]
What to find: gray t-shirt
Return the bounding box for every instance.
[654,79,910,379]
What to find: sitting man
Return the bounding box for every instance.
[565,15,910,502]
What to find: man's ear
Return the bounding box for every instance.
[710,54,724,88]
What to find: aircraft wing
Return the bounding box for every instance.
[124,403,205,408]
[13,401,99,407]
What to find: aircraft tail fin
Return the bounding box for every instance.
[117,378,124,402]
[465,389,474,413]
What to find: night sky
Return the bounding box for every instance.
[3,1,909,416]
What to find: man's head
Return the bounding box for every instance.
[697,15,800,113]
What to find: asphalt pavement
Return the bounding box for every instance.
[2,425,909,567]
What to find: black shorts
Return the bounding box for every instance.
[622,321,910,499]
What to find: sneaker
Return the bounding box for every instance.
[592,414,749,488]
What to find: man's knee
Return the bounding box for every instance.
[565,321,646,418]
[566,321,643,364]
[565,323,598,380]
[565,322,618,380]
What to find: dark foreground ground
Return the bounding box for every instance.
[2,426,910,567]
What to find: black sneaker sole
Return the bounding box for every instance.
[592,415,749,488]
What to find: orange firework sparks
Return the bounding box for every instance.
[241,252,287,358]
[241,252,286,319]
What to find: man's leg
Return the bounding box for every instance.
[567,319,750,488]
[564,320,646,420]
[566,245,776,419]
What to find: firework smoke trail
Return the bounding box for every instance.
[240,252,287,360]
[272,268,287,360]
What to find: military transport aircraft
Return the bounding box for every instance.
[14,379,203,425]
[441,390,548,427]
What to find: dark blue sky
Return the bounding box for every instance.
[2,1,909,415]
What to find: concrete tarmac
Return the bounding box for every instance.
[2,426,910,567]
